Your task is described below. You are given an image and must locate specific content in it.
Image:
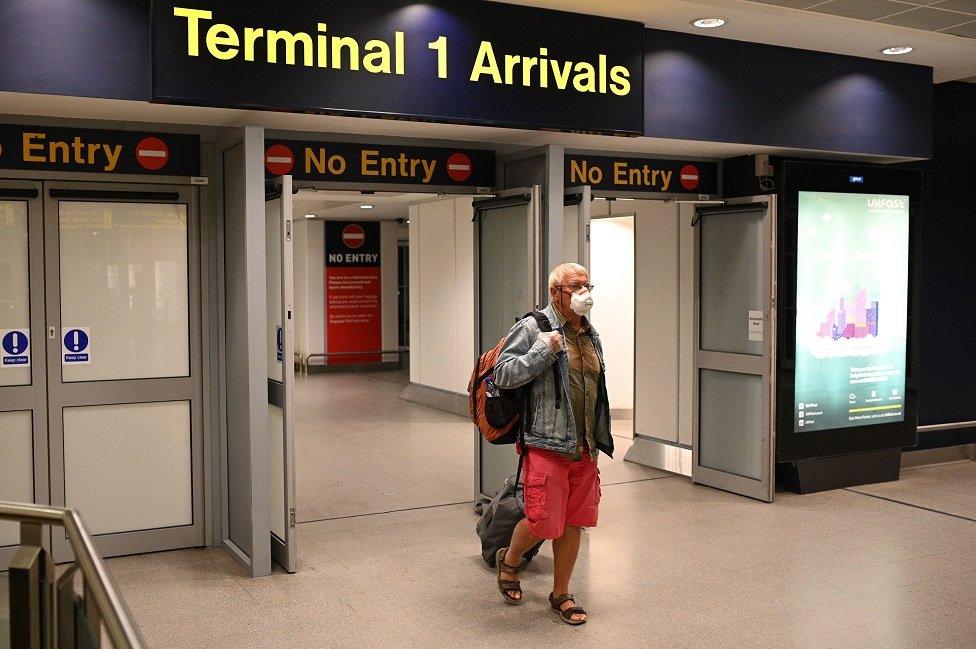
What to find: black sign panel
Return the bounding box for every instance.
[565,155,719,195]
[153,1,643,135]
[0,124,200,176]
[325,221,381,267]
[265,140,494,187]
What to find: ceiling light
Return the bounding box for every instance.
[880,45,913,56]
[360,204,373,209]
[304,214,315,219]
[692,17,726,29]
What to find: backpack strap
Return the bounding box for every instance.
[522,311,562,411]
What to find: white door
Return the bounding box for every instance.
[692,196,777,502]
[265,176,297,572]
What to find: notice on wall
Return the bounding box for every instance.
[325,222,382,364]
[747,311,763,342]
[793,191,909,433]
[1,329,30,367]
[62,327,92,364]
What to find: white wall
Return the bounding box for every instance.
[408,197,475,394]
[589,215,635,412]
[633,200,695,447]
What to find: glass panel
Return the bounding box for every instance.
[700,208,765,355]
[59,201,189,381]
[1,571,8,649]
[0,200,31,387]
[63,401,192,535]
[478,203,530,493]
[269,404,285,540]
[266,198,283,383]
[478,204,530,351]
[0,410,34,546]
[699,369,763,480]
[563,203,578,263]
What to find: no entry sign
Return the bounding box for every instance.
[265,144,295,176]
[446,153,473,182]
[135,137,170,171]
[680,164,700,191]
[342,224,366,249]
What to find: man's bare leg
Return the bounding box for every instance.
[502,518,542,601]
[551,525,585,622]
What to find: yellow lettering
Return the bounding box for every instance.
[331,36,359,70]
[206,24,239,60]
[613,162,627,185]
[395,32,405,75]
[244,27,264,62]
[570,159,586,184]
[267,29,313,66]
[573,62,596,93]
[361,149,378,176]
[50,141,69,165]
[610,66,631,96]
[102,144,121,172]
[363,40,391,74]
[306,148,325,175]
[420,159,436,183]
[504,55,519,85]
[381,156,397,177]
[173,7,212,57]
[550,59,572,90]
[660,170,672,191]
[470,42,502,83]
[23,133,45,163]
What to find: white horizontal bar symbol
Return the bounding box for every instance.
[681,173,698,180]
[138,150,167,158]
[267,156,292,163]
[344,233,365,239]
[448,163,470,170]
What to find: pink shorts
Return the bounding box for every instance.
[521,447,601,540]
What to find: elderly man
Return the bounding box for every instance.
[490,262,613,625]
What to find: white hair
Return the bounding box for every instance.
[548,263,588,291]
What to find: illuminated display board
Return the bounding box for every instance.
[793,191,909,433]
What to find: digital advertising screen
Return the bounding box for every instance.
[793,191,909,433]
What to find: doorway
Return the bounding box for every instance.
[0,179,205,566]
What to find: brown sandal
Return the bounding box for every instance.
[549,592,587,625]
[496,547,523,605]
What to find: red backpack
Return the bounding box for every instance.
[468,312,560,445]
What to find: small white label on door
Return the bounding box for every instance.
[1,329,31,368]
[748,310,764,342]
[62,327,92,364]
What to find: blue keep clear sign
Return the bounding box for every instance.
[1,329,30,367]
[62,327,91,364]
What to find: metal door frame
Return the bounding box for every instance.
[0,180,50,569]
[564,185,592,268]
[265,175,297,573]
[472,186,541,498]
[43,180,205,560]
[692,195,777,502]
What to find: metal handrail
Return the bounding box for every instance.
[918,420,976,433]
[302,350,402,376]
[1,501,146,649]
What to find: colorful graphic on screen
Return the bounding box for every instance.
[794,191,909,433]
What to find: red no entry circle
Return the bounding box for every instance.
[265,144,295,176]
[446,153,473,183]
[679,164,700,191]
[342,224,366,249]
[135,137,169,171]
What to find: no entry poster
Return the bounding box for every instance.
[325,221,382,364]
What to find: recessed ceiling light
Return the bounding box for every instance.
[360,204,373,209]
[692,17,726,29]
[304,214,315,219]
[881,45,913,56]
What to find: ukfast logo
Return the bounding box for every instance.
[867,197,906,209]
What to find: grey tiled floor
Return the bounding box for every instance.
[104,372,976,648]
[848,461,976,521]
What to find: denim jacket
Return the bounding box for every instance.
[492,303,614,458]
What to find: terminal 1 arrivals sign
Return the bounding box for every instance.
[793,191,910,433]
[152,1,644,135]
[264,140,494,187]
[0,124,200,176]
[565,155,719,195]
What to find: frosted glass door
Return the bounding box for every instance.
[692,197,776,502]
[45,183,203,561]
[475,187,540,497]
[266,177,297,573]
[0,183,47,571]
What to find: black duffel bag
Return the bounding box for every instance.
[475,463,544,568]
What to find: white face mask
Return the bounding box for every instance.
[570,290,594,316]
